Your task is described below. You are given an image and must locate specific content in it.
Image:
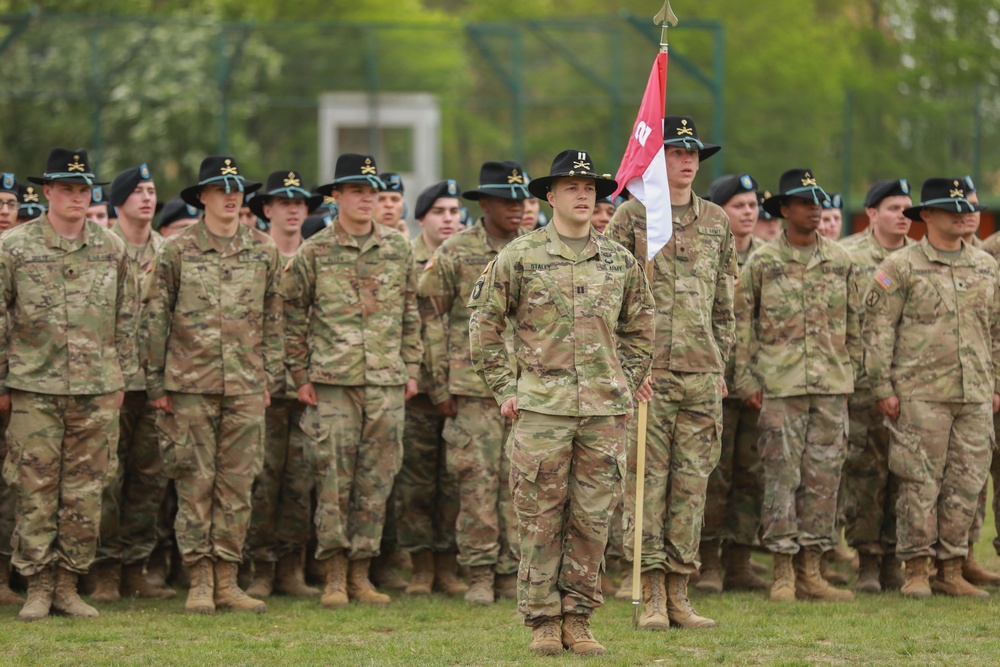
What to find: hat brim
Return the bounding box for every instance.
[181,179,262,210]
[662,141,721,161]
[527,175,618,201]
[761,190,830,219]
[903,201,988,221]
[26,176,110,186]
[248,193,325,222]
[314,176,386,198]
[462,187,531,201]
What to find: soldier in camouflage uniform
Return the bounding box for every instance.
[418,161,529,605]
[398,179,465,596]
[143,156,282,614]
[470,149,654,656]
[284,153,422,609]
[735,168,860,603]
[0,148,136,621]
[242,171,324,599]
[863,178,999,599]
[839,179,913,593]
[696,173,769,594]
[606,116,736,630]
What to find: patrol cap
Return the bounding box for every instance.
[156,196,201,231]
[864,179,911,209]
[902,177,987,221]
[527,149,618,200]
[315,154,385,197]
[28,147,109,186]
[380,172,404,193]
[180,156,261,209]
[110,163,154,207]
[464,161,531,201]
[662,116,721,161]
[248,170,324,222]
[0,173,17,196]
[301,212,335,240]
[762,169,830,218]
[415,180,462,220]
[708,173,758,206]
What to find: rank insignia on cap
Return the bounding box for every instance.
[965,176,975,192]
[447,180,457,195]
[950,181,964,198]
[361,158,376,175]
[68,154,85,173]
[801,172,817,187]
[740,174,753,190]
[220,159,239,176]
[900,179,910,194]
[875,271,893,290]
[677,119,694,136]
[283,172,301,187]
[140,164,151,180]
[24,187,39,203]
[507,169,524,184]
[3,174,13,189]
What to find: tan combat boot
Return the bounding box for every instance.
[185,558,215,614]
[880,554,904,590]
[770,553,796,602]
[405,550,434,596]
[347,558,391,605]
[855,553,881,593]
[694,540,723,593]
[795,550,854,601]
[637,570,670,631]
[465,565,495,605]
[18,567,54,622]
[615,564,634,600]
[962,544,1000,586]
[495,572,517,599]
[820,551,849,586]
[52,568,99,617]
[433,552,468,596]
[900,556,931,599]
[121,562,176,599]
[275,551,320,596]
[0,555,24,605]
[529,617,563,655]
[89,561,122,603]
[245,561,275,598]
[214,560,267,612]
[561,613,606,656]
[932,558,990,598]
[320,554,349,609]
[665,572,716,628]
[723,544,770,591]
[371,549,407,591]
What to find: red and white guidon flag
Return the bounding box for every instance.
[613,52,671,260]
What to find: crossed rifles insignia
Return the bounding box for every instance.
[361,158,377,175]
[677,119,694,136]
[68,155,86,172]
[801,172,817,187]
[23,187,39,203]
[283,172,301,187]
[507,169,524,184]
[950,181,965,198]
[220,159,239,175]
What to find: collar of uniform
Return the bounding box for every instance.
[39,212,95,251]
[193,219,254,256]
[332,216,385,249]
[412,233,434,263]
[918,235,976,266]
[777,230,833,267]
[673,194,703,227]
[865,225,912,259]
[472,218,523,253]
[543,219,598,262]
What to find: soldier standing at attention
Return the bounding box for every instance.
[1,148,136,621]
[470,149,654,656]
[863,177,999,599]
[143,156,282,614]
[606,116,736,630]
[735,168,860,603]
[284,154,422,609]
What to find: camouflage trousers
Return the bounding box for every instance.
[160,392,265,566]
[245,397,314,562]
[759,394,848,555]
[887,400,992,562]
[304,384,403,562]
[509,410,626,624]
[0,411,15,557]
[624,369,722,574]
[843,391,898,556]
[396,394,459,553]
[605,503,625,561]
[969,449,1000,553]
[702,397,763,546]
[95,391,169,565]
[443,396,519,573]
[4,390,120,576]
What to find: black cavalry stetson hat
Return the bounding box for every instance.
[902,177,987,221]
[864,179,911,209]
[528,149,618,200]
[18,184,46,220]
[180,156,261,209]
[110,163,154,207]
[463,161,532,201]
[415,180,462,220]
[762,168,830,218]
[29,147,109,186]
[248,170,324,222]
[315,154,386,197]
[662,116,721,160]
[708,173,758,206]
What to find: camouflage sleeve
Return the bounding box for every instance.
[468,252,517,407]
[114,249,139,386]
[616,258,655,393]
[0,248,14,394]
[400,243,424,382]
[283,247,315,390]
[262,245,284,395]
[991,263,1000,396]
[713,228,738,365]
[861,259,905,401]
[417,247,453,404]
[141,243,179,400]
[846,264,864,387]
[605,207,637,258]
[734,258,762,399]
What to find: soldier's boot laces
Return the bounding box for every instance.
[561,613,606,656]
[770,553,796,602]
[723,544,770,591]
[900,556,932,599]
[18,567,54,622]
[666,572,716,628]
[795,550,854,602]
[320,554,349,609]
[405,550,434,596]
[52,569,99,617]
[529,618,564,655]
[89,562,121,603]
[464,565,495,606]
[880,554,905,590]
[637,570,670,631]
[214,560,267,612]
[820,551,849,586]
[433,551,468,596]
[275,551,320,596]
[932,557,990,598]
[245,561,275,598]
[185,559,215,614]
[121,562,176,599]
[371,550,407,591]
[855,553,882,593]
[347,558,391,605]
[962,544,1000,586]
[495,572,517,600]
[0,555,24,605]
[694,540,723,594]
[615,565,634,600]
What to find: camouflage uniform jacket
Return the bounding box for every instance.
[284,218,422,388]
[469,222,655,417]
[724,234,766,391]
[142,220,283,399]
[0,214,136,395]
[606,196,737,374]
[979,230,1000,259]
[418,220,516,403]
[735,232,862,399]
[112,222,164,392]
[412,234,437,396]
[862,237,1000,403]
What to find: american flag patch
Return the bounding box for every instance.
[875,271,893,290]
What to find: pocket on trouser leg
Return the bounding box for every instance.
[156,411,195,479]
[885,417,925,484]
[2,435,22,486]
[509,446,541,517]
[298,406,332,475]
